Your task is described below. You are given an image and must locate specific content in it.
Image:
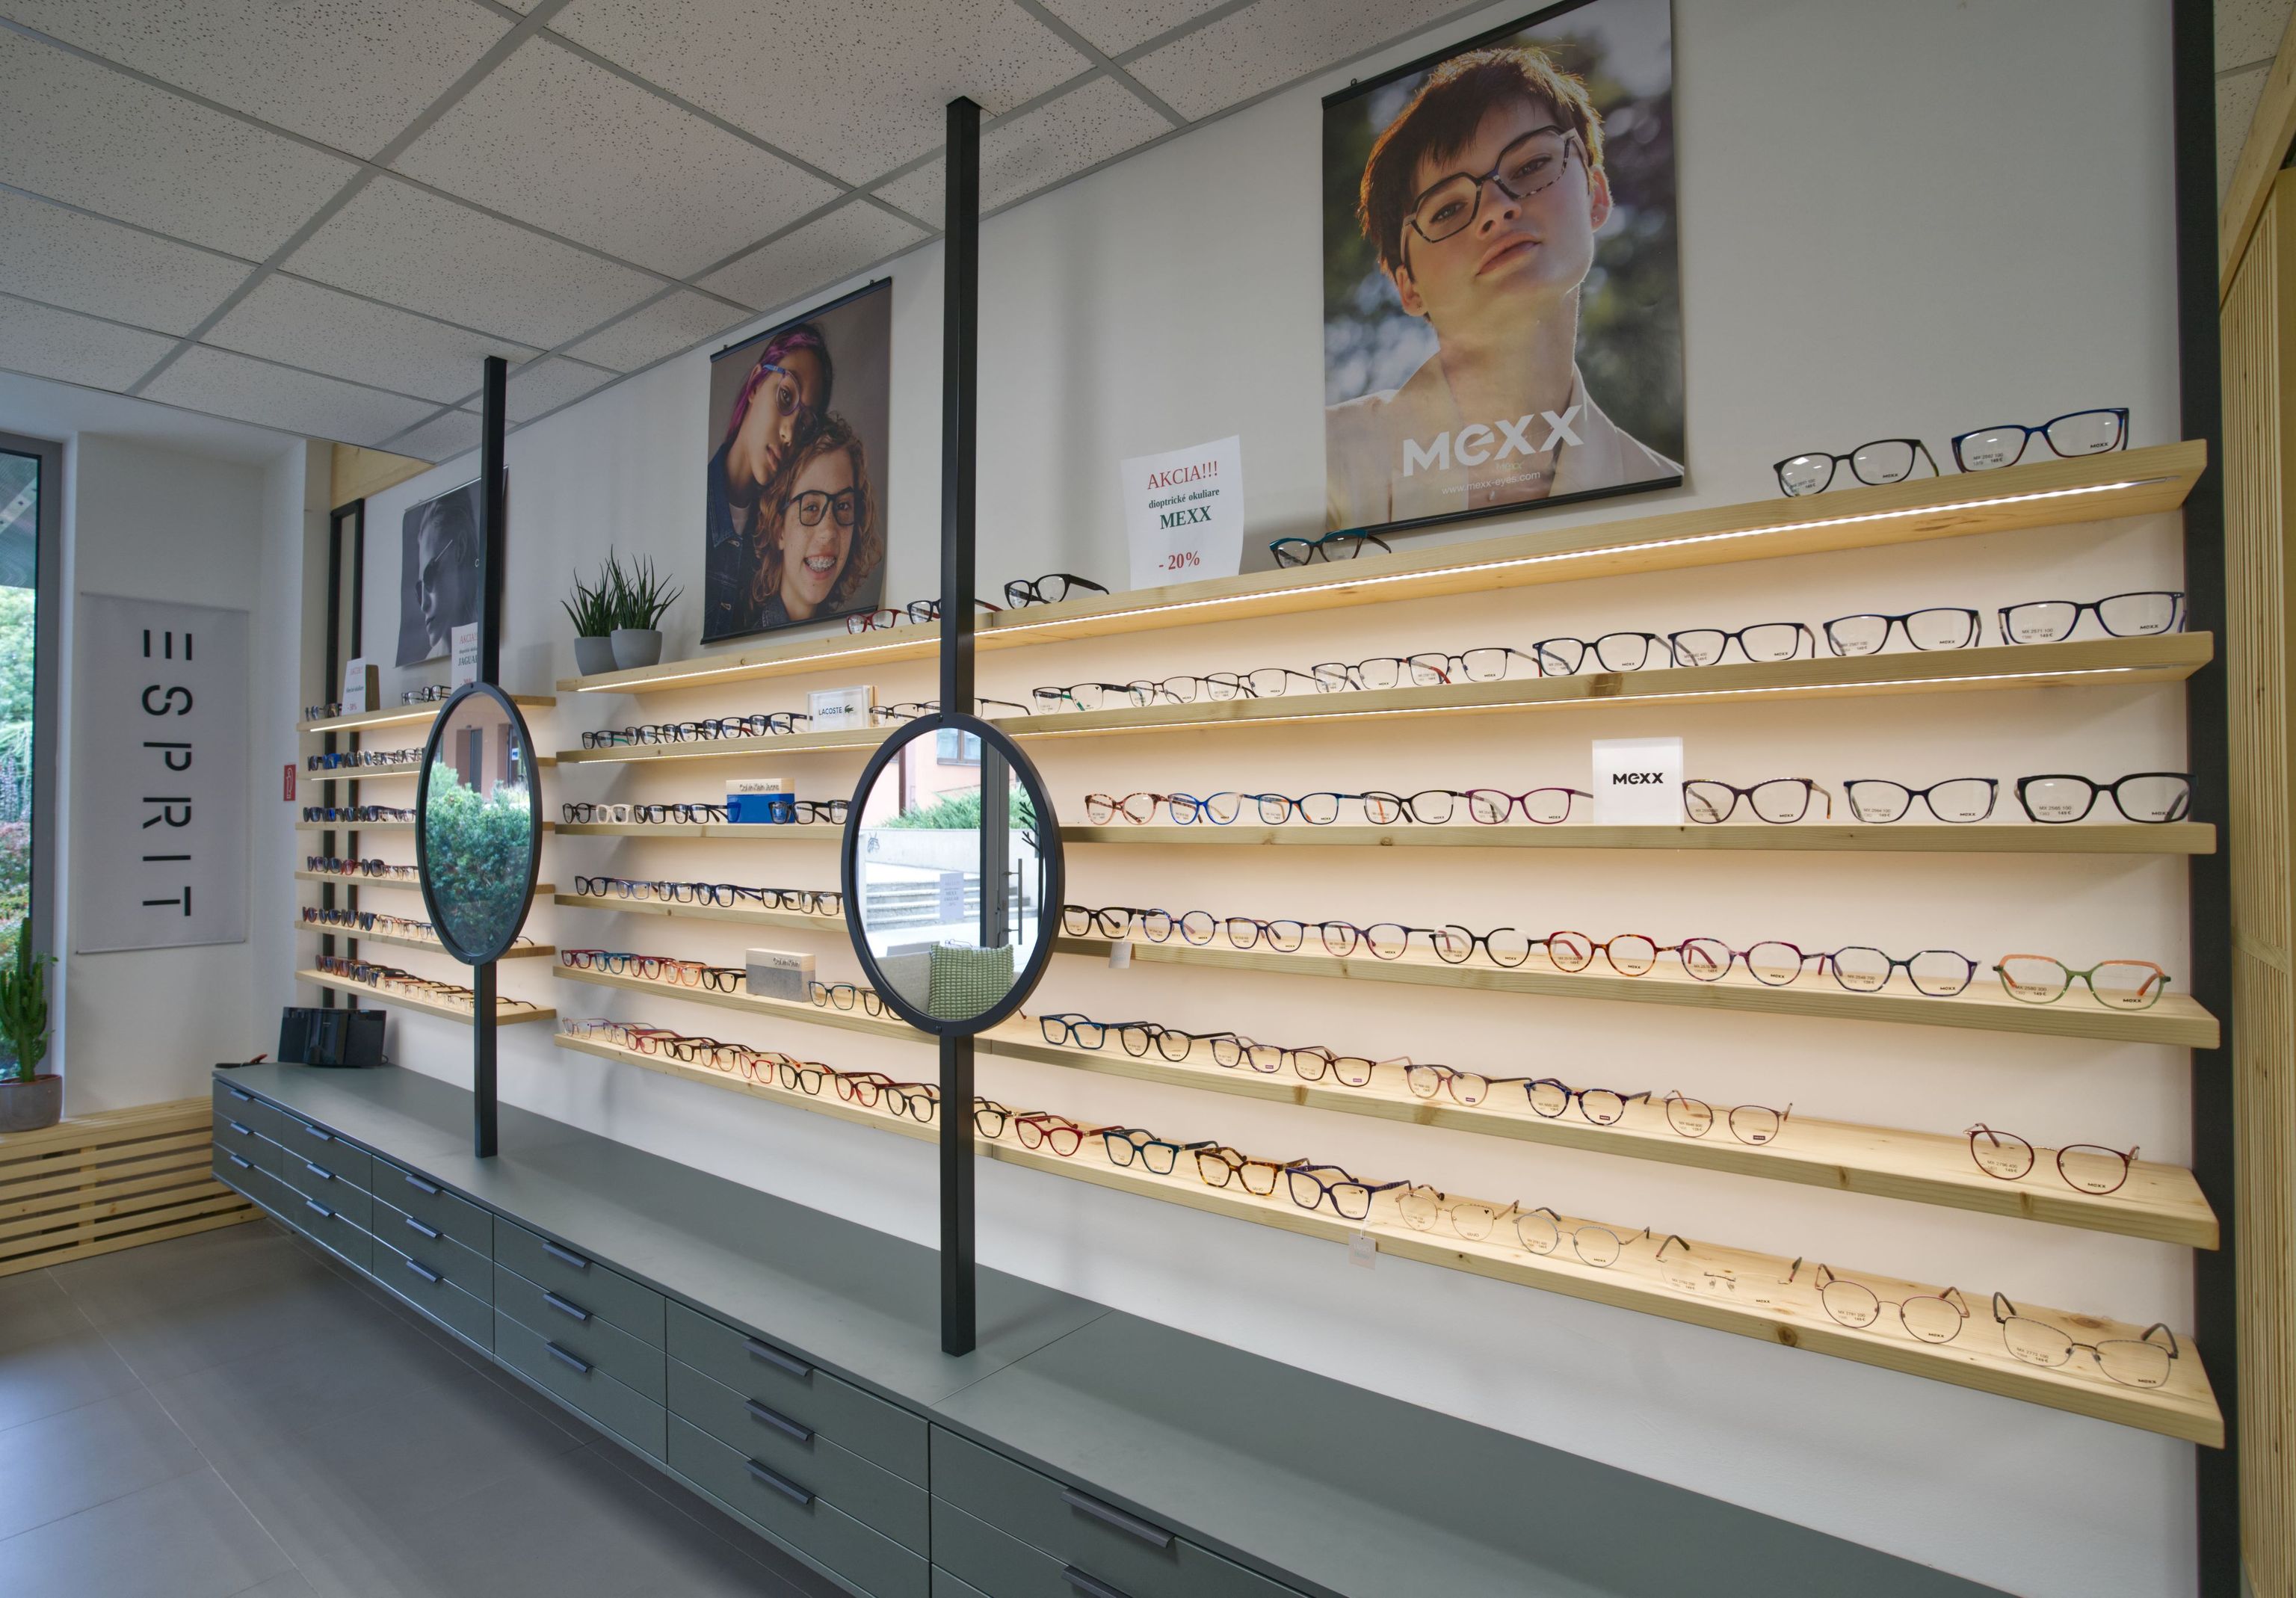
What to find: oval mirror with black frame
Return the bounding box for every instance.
[841,713,1061,1036]
[416,682,543,964]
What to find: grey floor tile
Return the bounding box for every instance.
[0,1467,294,1598]
[0,1273,142,1431]
[0,1387,209,1540]
[71,1256,382,1385]
[229,1573,322,1598]
[49,1224,318,1320]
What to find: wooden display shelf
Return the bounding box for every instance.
[1062,821,2218,855]
[296,872,559,895]
[301,757,554,780]
[300,694,555,735]
[549,1028,2221,1444]
[291,819,555,834]
[555,821,842,839]
[555,443,2204,695]
[558,725,889,767]
[549,964,2215,1246]
[292,920,555,958]
[1053,937,2219,1047]
[296,968,555,1025]
[552,892,845,934]
[0,1099,257,1278]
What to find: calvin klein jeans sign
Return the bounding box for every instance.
[75,596,248,952]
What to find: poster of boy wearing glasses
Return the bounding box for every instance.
[703,280,892,641]
[1322,0,1682,536]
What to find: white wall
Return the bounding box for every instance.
[351,3,2197,1593]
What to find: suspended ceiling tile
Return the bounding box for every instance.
[0,296,179,391]
[393,37,840,279]
[1037,0,1235,56]
[142,345,438,447]
[2220,63,2271,201]
[0,30,358,258]
[506,356,620,423]
[0,188,250,336]
[551,0,1092,184]
[206,274,538,406]
[877,74,1175,218]
[2218,0,2295,72]
[561,289,751,372]
[283,176,662,351]
[699,201,926,315]
[1129,0,1471,120]
[386,408,484,464]
[0,0,511,158]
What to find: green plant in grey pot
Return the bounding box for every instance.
[0,919,58,1133]
[608,553,682,670]
[562,564,617,677]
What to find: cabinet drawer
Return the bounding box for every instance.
[216,1154,289,1218]
[494,1221,663,1345]
[496,1266,664,1403]
[667,1357,927,1554]
[369,1157,490,1256]
[273,1114,371,1190]
[374,1236,492,1348]
[273,1155,371,1231]
[931,1432,1298,1598]
[286,1191,371,1274]
[933,1570,996,1598]
[211,1111,276,1172]
[667,1301,927,1486]
[934,1499,1075,1598]
[667,1416,926,1598]
[369,1194,489,1297]
[212,1144,263,1191]
[212,1082,289,1144]
[496,1312,664,1460]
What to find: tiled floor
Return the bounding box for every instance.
[0,1221,847,1598]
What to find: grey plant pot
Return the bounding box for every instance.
[574,635,618,676]
[611,628,664,670]
[0,1073,62,1133]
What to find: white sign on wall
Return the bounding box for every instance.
[1121,434,1244,590]
[1590,736,1683,825]
[450,623,480,688]
[809,685,874,730]
[75,596,249,952]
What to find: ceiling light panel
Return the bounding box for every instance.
[562,289,753,372]
[0,188,250,336]
[1037,0,1239,57]
[392,37,840,279]
[550,0,1093,183]
[1129,0,1472,120]
[0,296,179,391]
[141,346,440,446]
[699,200,927,312]
[205,274,540,405]
[877,73,1176,218]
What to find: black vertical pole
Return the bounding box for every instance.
[939,96,983,1357]
[474,356,507,1158]
[2170,4,2235,1594]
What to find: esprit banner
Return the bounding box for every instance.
[75,596,248,952]
[1123,434,1244,590]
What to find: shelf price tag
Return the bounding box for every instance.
[1122,434,1244,590]
[1590,736,1683,824]
[1348,1232,1375,1269]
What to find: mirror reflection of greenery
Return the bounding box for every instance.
[880,786,1035,831]
[0,586,32,945]
[424,765,534,951]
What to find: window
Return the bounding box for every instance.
[0,432,58,977]
[936,727,982,766]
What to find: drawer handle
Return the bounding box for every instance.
[303,1198,333,1221]
[228,1087,252,1102]
[743,1398,813,1444]
[1061,1489,1173,1551]
[226,1120,251,1136]
[742,1458,813,1507]
[1061,1568,1133,1598]
[541,1291,590,1324]
[226,1153,251,1170]
[743,1337,812,1379]
[403,1172,442,1197]
[303,1162,334,1181]
[297,1122,333,1143]
[541,1239,591,1271]
[544,1341,591,1375]
[402,1215,442,1241]
[401,1256,441,1286]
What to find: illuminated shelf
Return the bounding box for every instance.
[1052,937,2219,1048]
[555,442,2205,695]
[550,1027,2222,1444]
[295,969,555,1025]
[292,920,555,958]
[300,757,554,780]
[1062,821,2217,856]
[555,821,842,839]
[294,872,556,895]
[291,819,554,834]
[557,726,889,767]
[552,891,845,934]
[300,694,555,735]
[550,963,2215,1246]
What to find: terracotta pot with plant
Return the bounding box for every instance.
[0,919,58,1133]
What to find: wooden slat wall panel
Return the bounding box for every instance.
[0,1097,256,1278]
[2221,167,2296,1598]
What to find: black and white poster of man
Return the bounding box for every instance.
[1321,0,1682,536]
[395,478,481,667]
[704,281,892,642]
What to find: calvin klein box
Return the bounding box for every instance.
[746,947,813,1001]
[727,777,794,824]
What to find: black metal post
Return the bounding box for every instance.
[474,356,508,1158]
[939,96,983,1357]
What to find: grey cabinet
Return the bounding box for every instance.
[494,1220,664,1343]
[667,1416,928,1598]
[495,1310,665,1460]
[667,1301,928,1487]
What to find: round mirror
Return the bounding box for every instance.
[416,682,543,964]
[842,713,1061,1035]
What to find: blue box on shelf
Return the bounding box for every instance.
[727,778,794,824]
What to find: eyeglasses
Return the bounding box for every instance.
[782,487,857,528]
[1774,439,1939,496]
[868,697,1033,721]
[1826,945,1978,996]
[1790,1261,1968,1344]
[1992,1293,2175,1387]
[1270,530,1392,567]
[809,981,885,1016]
[1663,1091,1790,1145]
[304,857,419,879]
[1212,1035,1387,1088]
[1993,954,2168,1009]
[1528,632,1663,674]
[847,597,1001,632]
[303,702,345,721]
[1283,1162,1405,1221]
[1681,778,1832,825]
[1516,1211,1685,1268]
[1965,1123,2136,1194]
[558,950,746,990]
[1525,1078,1649,1124]
[1003,573,1108,607]
[1664,622,1814,668]
[1192,1144,1299,1197]
[2013,773,2190,824]
[1397,1187,1521,1241]
[1820,608,1981,656]
[1404,125,1581,246]
[791,799,851,824]
[1093,1126,1203,1176]
[302,805,414,823]
[1039,1013,1238,1063]
[1401,1064,1524,1106]
[1951,408,2128,472]
[568,875,839,913]
[564,801,733,825]
[401,685,453,705]
[306,748,421,770]
[1013,1111,1084,1156]
[581,714,811,748]
[1841,778,1998,824]
[1997,590,2182,644]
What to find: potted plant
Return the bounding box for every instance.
[561,565,617,676]
[608,553,682,670]
[0,919,57,1133]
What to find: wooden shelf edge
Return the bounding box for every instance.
[294,873,558,896]
[294,969,555,1024]
[557,727,889,766]
[555,821,845,839]
[1059,822,2218,856]
[300,693,555,736]
[293,821,555,834]
[551,893,847,934]
[291,922,555,958]
[556,629,940,695]
[301,758,557,780]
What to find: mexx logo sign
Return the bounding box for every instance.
[1611,771,1667,786]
